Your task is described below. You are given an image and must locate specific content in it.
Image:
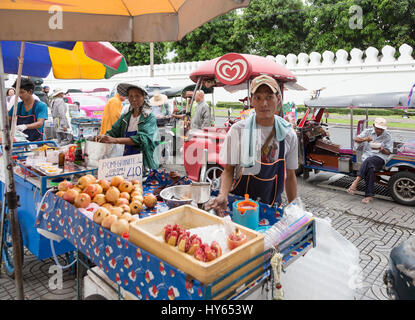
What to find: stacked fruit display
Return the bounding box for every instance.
[56,174,158,236]
[162,224,223,262]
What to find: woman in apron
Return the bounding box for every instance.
[95,83,160,171]
[8,78,48,142]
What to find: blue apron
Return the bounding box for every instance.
[231,139,285,206]
[123,130,141,156]
[17,100,43,142]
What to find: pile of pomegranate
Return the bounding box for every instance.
[162,224,223,262]
[56,175,158,236]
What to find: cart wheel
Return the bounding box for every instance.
[388,171,415,206]
[204,165,223,191]
[1,214,24,279]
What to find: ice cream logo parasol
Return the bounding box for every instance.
[94,247,100,256]
[98,227,104,238]
[159,262,166,276]
[55,208,61,218]
[81,236,86,246]
[146,254,150,262]
[77,225,83,236]
[42,211,49,220]
[214,53,251,86]
[67,217,72,226]
[47,222,51,231]
[170,269,175,278]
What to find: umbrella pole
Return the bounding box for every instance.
[10,42,25,149]
[0,43,25,300]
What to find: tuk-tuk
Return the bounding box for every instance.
[182,52,300,189]
[297,91,415,206]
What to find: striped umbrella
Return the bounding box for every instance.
[0,0,251,42]
[1,41,128,79]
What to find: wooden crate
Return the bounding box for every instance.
[129,205,264,299]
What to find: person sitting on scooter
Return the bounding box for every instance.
[348,118,393,204]
[205,75,298,216]
[8,77,48,142]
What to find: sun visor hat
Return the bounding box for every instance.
[117,83,148,98]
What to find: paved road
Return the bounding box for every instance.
[1,167,414,300]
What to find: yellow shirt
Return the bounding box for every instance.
[99,93,123,135]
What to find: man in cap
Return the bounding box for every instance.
[348,117,393,203]
[95,83,160,172]
[205,75,298,216]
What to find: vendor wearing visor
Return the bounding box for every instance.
[95,83,160,171]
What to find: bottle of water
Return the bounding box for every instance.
[264,198,312,251]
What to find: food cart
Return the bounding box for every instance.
[33,169,315,300]
[0,140,97,277]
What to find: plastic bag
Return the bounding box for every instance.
[280,217,362,300]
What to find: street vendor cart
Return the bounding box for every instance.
[0,140,97,277]
[34,170,315,300]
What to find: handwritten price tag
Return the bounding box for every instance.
[97,154,142,182]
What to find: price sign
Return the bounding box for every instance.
[97,153,142,182]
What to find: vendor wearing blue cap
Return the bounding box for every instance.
[205,75,298,216]
[95,83,160,171]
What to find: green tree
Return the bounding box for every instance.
[112,42,168,66]
[169,11,245,62]
[234,0,308,56]
[304,0,415,54]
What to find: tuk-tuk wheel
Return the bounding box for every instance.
[1,213,24,279]
[388,171,415,206]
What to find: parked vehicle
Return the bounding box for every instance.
[296,91,415,206]
[64,94,106,119]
